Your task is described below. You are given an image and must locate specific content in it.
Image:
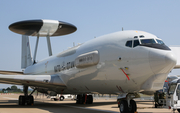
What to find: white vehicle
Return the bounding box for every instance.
[0,19,178,113]
[156,79,180,113]
[166,80,180,112]
[50,94,75,101]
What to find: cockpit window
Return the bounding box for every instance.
[133,40,140,47]
[156,39,164,45]
[141,39,156,44]
[139,35,145,38]
[126,40,140,48]
[139,38,170,50]
[125,40,132,47]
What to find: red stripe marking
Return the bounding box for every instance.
[120,68,130,80]
[84,94,87,104]
[116,85,124,93]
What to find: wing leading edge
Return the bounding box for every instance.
[0,74,66,89]
[0,70,23,75]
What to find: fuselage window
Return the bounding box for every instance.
[133,40,140,47]
[156,39,164,45]
[125,40,132,47]
[141,39,156,44]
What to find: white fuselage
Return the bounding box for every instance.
[23,30,177,95]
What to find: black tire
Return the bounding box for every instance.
[87,95,93,104]
[59,96,64,101]
[177,109,180,113]
[129,100,137,113]
[76,95,83,104]
[76,95,80,104]
[119,100,128,113]
[30,96,34,105]
[27,96,31,105]
[155,104,158,108]
[27,95,34,105]
[19,95,25,105]
[82,94,86,104]
[19,95,22,105]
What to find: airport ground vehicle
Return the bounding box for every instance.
[154,80,180,112]
[166,82,180,112]
[154,90,165,108]
[49,94,75,101]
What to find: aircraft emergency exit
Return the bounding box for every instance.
[0,19,178,113]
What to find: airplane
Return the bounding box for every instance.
[0,19,178,113]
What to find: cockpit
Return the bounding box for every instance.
[125,35,170,50]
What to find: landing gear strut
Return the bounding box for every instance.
[18,86,36,105]
[76,94,93,104]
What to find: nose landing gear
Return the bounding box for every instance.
[119,99,137,113]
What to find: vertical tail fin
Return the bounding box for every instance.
[21,35,33,69]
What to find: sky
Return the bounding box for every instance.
[0,1,180,88]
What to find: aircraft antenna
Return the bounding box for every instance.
[122,27,124,31]
[9,19,77,65]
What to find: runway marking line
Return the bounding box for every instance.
[3,97,18,100]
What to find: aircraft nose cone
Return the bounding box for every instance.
[165,52,177,66]
[149,51,177,74]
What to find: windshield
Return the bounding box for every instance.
[156,39,164,45]
[169,84,177,94]
[139,38,170,50]
[140,39,156,44]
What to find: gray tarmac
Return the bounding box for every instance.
[0,93,178,113]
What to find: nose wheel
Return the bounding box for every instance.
[119,99,137,113]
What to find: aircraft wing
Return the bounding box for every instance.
[0,70,23,75]
[170,46,180,69]
[0,74,66,89]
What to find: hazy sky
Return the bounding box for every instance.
[0,1,180,88]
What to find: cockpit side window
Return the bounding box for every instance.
[139,35,145,38]
[133,40,140,47]
[141,39,156,44]
[156,39,164,45]
[125,40,132,48]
